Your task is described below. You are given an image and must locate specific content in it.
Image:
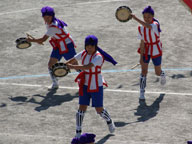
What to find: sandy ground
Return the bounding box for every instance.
[0,0,192,144]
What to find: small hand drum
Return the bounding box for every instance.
[115,6,132,22]
[16,37,31,49]
[52,63,70,77]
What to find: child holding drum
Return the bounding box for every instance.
[131,6,166,100]
[27,6,77,90]
[66,35,117,138]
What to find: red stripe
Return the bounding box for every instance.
[87,54,94,92]
[144,27,147,42]
[138,26,142,37]
[148,29,153,56]
[143,27,149,60]
[155,33,162,55]
[82,52,87,65]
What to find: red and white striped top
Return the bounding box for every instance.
[138,21,162,58]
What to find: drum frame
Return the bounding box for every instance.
[115,6,132,22]
[52,63,70,77]
[16,37,31,49]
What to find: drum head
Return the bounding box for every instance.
[52,63,69,77]
[16,37,32,49]
[115,6,132,22]
[53,68,68,77]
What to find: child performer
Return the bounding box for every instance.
[131,6,166,100]
[27,6,77,90]
[66,35,117,138]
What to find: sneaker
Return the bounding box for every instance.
[139,89,145,100]
[107,120,115,133]
[160,71,166,85]
[48,83,59,90]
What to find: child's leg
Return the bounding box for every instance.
[140,60,149,100]
[75,105,87,138]
[48,57,59,89]
[96,107,115,133]
[152,56,166,85]
[154,65,166,85]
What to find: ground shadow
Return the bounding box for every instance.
[0,103,6,108]
[114,121,136,127]
[95,134,115,144]
[170,74,185,79]
[134,93,165,122]
[9,89,79,112]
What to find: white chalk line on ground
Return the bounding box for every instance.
[0,132,65,139]
[0,0,128,16]
[0,82,191,96]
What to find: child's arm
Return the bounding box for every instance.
[67,63,94,70]
[65,57,78,65]
[27,35,49,45]
[131,14,152,29]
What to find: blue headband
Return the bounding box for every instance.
[142,6,161,32]
[41,6,67,28]
[41,6,55,17]
[79,133,96,143]
[71,133,96,144]
[142,6,154,15]
[84,35,117,65]
[85,35,98,46]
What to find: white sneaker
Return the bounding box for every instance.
[107,120,115,133]
[48,83,59,90]
[139,89,145,100]
[160,71,166,85]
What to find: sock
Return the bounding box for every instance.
[140,74,146,91]
[76,110,85,133]
[160,71,165,76]
[99,108,112,124]
[48,68,58,84]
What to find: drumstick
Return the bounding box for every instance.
[26,33,35,39]
[131,63,140,69]
[26,33,44,45]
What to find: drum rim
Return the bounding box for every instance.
[52,62,69,77]
[115,5,132,22]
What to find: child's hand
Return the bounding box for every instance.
[130,13,136,20]
[26,37,33,42]
[66,63,75,69]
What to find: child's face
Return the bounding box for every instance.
[85,45,96,55]
[43,15,52,24]
[143,13,154,24]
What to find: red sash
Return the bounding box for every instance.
[49,25,76,54]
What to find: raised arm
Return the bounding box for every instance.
[131,14,152,29]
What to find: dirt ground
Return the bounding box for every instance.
[0,0,192,144]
